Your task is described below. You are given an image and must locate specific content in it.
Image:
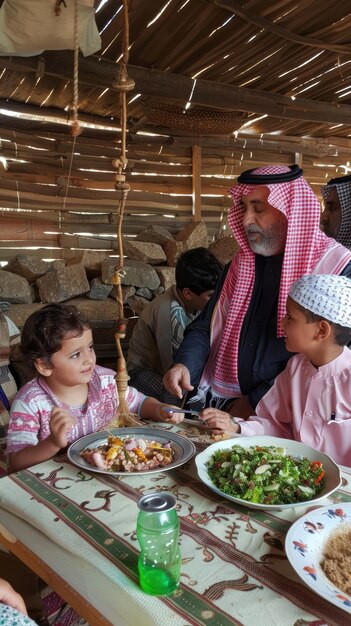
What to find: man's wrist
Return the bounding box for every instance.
[230,416,241,433]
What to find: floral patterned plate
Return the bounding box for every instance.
[285,503,351,613]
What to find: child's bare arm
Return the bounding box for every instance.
[8,437,62,473]
[140,397,184,424]
[8,408,76,473]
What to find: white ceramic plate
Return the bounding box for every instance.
[195,435,341,511]
[68,427,196,476]
[285,503,351,613]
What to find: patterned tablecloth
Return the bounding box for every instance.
[0,422,350,626]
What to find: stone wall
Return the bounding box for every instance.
[3,223,239,329]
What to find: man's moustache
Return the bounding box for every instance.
[246,227,263,234]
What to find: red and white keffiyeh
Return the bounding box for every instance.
[321,176,351,249]
[201,165,351,399]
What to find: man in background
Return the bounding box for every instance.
[321,173,351,249]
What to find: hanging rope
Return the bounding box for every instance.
[62,134,77,211]
[70,0,82,137]
[54,0,81,136]
[107,0,138,428]
[55,0,81,222]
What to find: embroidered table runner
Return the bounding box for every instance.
[0,424,350,626]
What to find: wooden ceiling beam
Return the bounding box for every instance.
[207,0,351,54]
[129,132,351,157]
[0,178,227,199]
[1,52,351,125]
[1,115,350,162]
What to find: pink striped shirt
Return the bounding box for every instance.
[6,365,146,454]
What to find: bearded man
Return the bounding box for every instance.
[163,165,351,418]
[321,173,351,249]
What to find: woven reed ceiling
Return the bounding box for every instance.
[0,0,350,258]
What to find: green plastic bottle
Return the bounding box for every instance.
[137,492,181,596]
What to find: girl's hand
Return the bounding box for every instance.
[200,408,240,434]
[49,407,76,449]
[157,404,184,424]
[0,579,27,615]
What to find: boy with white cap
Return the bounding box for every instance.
[201,274,351,466]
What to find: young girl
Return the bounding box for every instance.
[6,304,183,473]
[200,274,351,466]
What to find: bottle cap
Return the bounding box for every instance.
[137,492,176,513]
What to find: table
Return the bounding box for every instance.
[0,423,350,626]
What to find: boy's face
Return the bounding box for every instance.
[186,289,214,314]
[37,328,96,387]
[282,297,320,354]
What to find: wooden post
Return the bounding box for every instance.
[192,145,201,221]
[295,152,303,168]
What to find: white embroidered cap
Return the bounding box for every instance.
[289,274,351,327]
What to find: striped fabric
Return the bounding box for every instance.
[321,178,351,249]
[6,366,146,454]
[170,299,196,353]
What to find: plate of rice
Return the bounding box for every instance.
[286,503,351,613]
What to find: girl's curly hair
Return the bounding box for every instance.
[20,303,91,363]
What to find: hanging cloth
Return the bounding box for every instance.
[0,0,101,57]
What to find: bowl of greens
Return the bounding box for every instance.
[195,435,341,510]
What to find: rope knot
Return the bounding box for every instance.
[70,120,82,137]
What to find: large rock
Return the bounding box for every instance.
[6,254,50,283]
[164,222,209,266]
[154,266,176,290]
[6,298,124,328]
[123,240,166,265]
[163,240,187,266]
[66,250,108,279]
[136,287,153,300]
[0,270,34,303]
[109,285,136,303]
[68,297,121,321]
[127,294,150,315]
[101,258,160,290]
[5,302,46,327]
[86,277,113,300]
[175,221,208,248]
[37,263,90,303]
[51,260,66,271]
[209,235,240,265]
[136,225,173,246]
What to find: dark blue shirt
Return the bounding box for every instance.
[174,258,351,408]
